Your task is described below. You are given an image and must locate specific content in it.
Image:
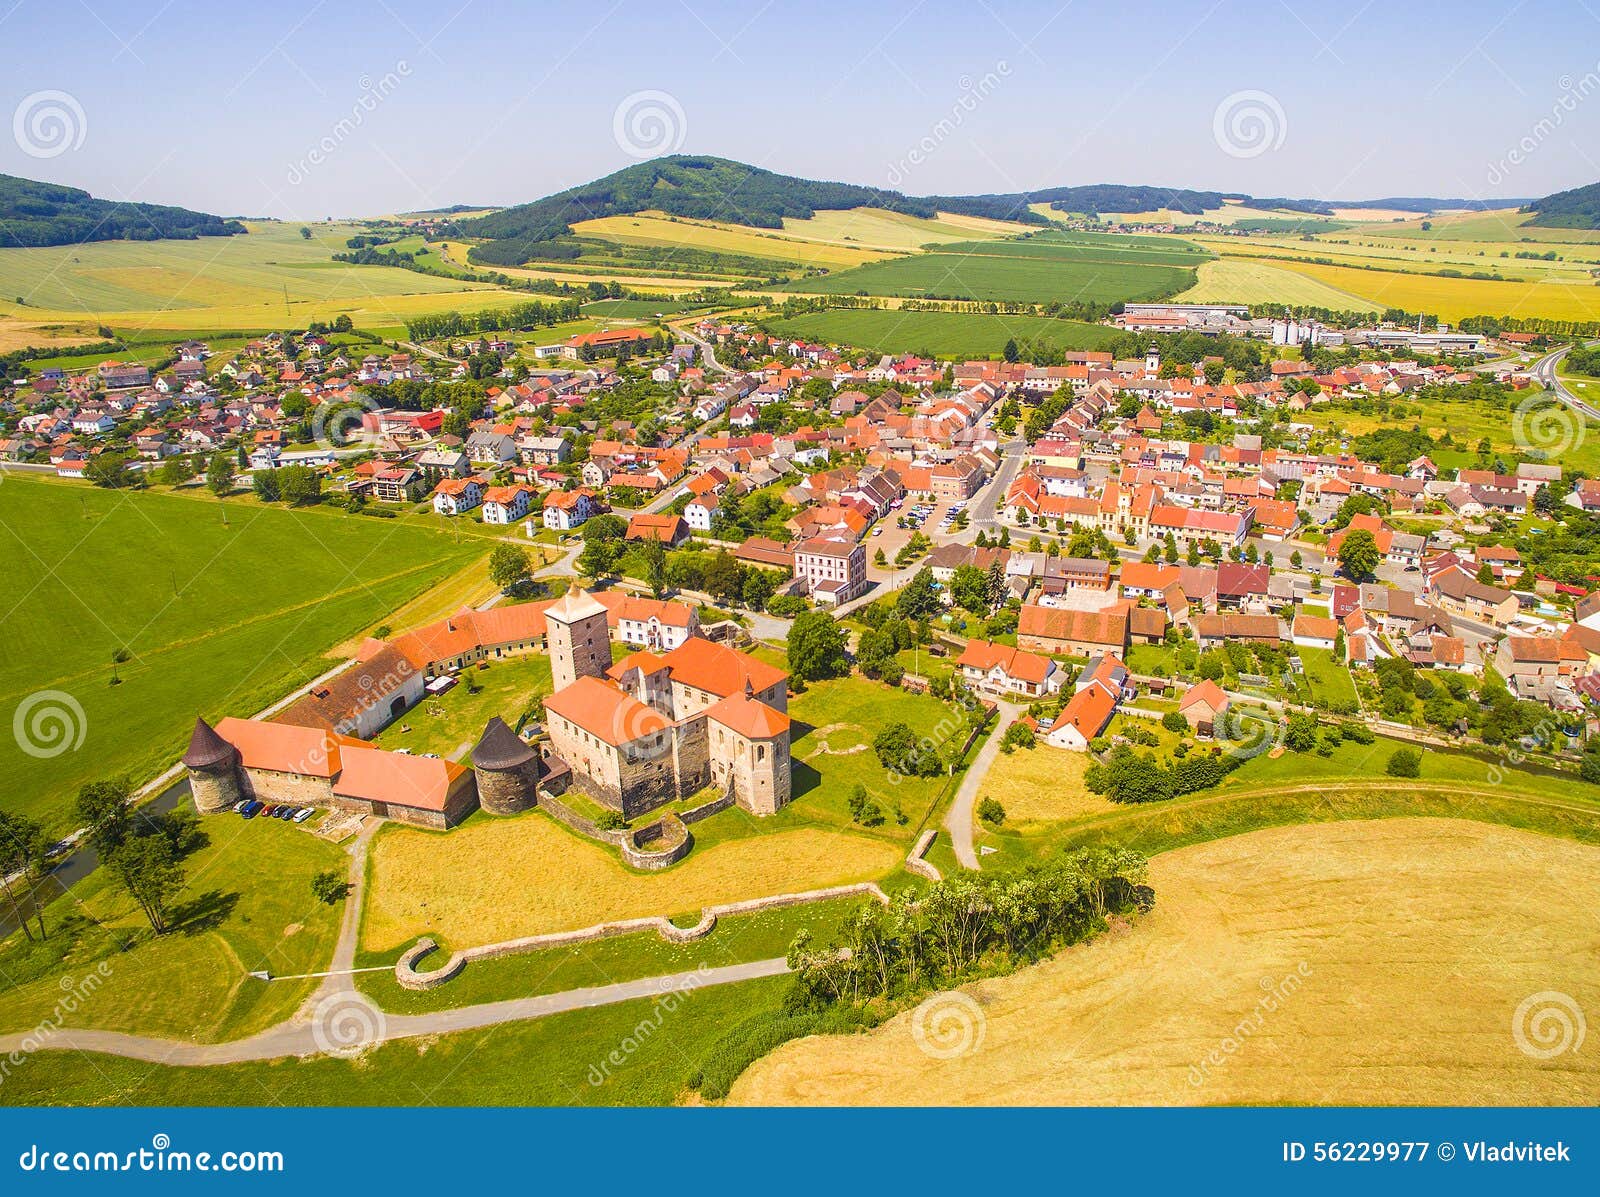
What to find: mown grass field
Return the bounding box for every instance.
[776,230,1208,304]
[370,654,552,760]
[732,818,1600,1105]
[1177,257,1379,310]
[572,212,891,270]
[361,812,901,953]
[0,222,530,344]
[0,805,344,1043]
[765,308,1123,356]
[0,475,483,831]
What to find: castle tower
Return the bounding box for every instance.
[1144,344,1161,378]
[471,717,540,815]
[545,589,612,694]
[182,716,243,814]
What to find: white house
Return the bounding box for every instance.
[685,493,720,532]
[543,487,602,531]
[482,485,534,525]
[433,478,484,516]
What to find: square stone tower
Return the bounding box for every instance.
[546,589,612,694]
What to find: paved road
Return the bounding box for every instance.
[0,958,790,1067]
[1532,341,1600,421]
[942,699,1019,870]
[968,437,1025,532]
[670,322,733,376]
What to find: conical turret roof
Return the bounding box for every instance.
[472,716,536,771]
[182,716,238,769]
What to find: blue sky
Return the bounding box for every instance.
[2,0,1597,219]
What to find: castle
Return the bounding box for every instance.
[181,588,792,829]
[540,590,792,818]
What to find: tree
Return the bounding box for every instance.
[251,471,280,503]
[977,797,1006,825]
[1290,549,1303,570]
[1161,711,1188,734]
[641,536,668,599]
[277,464,321,505]
[581,513,628,543]
[76,777,133,856]
[950,564,992,615]
[896,567,940,621]
[489,543,533,595]
[787,611,848,682]
[1002,337,1020,363]
[0,811,49,941]
[742,567,777,611]
[311,870,351,904]
[1386,746,1422,778]
[157,456,196,487]
[205,452,233,498]
[703,550,744,605]
[299,226,312,239]
[105,833,184,933]
[576,537,619,580]
[1476,561,1495,585]
[1336,527,1381,581]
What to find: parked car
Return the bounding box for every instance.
[276,806,296,820]
[241,801,264,819]
[291,808,314,824]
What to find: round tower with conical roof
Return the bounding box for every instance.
[472,716,540,815]
[183,716,243,814]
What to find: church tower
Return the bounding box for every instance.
[545,589,612,694]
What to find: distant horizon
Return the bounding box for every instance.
[0,159,1553,226]
[2,0,1596,221]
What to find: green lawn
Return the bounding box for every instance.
[0,801,345,1043]
[0,972,793,1106]
[0,476,483,831]
[1297,647,1359,709]
[785,675,970,840]
[1126,641,1180,676]
[354,895,859,1015]
[372,654,552,761]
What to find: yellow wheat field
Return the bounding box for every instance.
[732,818,1600,1105]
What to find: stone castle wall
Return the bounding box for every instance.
[475,761,539,815]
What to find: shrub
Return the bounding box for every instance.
[1386,747,1422,778]
[977,797,1006,825]
[1161,711,1188,734]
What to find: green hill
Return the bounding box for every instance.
[1525,180,1600,229]
[0,173,245,248]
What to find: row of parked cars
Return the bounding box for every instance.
[234,799,314,823]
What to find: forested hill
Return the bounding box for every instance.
[0,174,246,248]
[457,156,995,265]
[1525,180,1600,228]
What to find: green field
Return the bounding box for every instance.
[765,308,1123,357]
[777,231,1208,304]
[0,476,483,831]
[0,801,345,1043]
[0,972,795,1106]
